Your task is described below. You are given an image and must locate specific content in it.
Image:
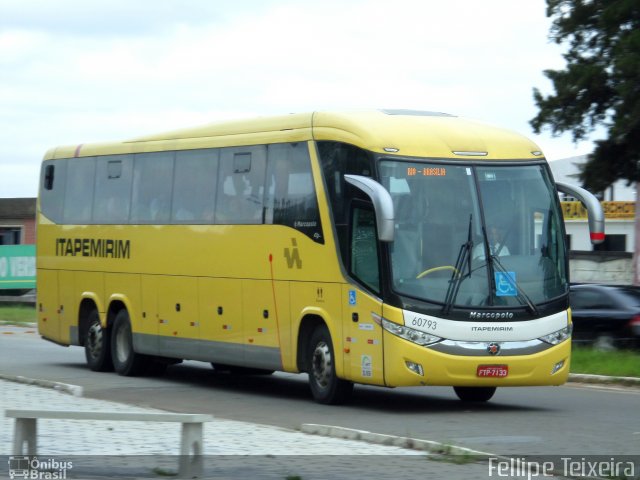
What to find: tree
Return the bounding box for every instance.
[530,0,640,193]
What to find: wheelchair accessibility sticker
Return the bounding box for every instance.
[495,271,517,297]
[348,290,357,306]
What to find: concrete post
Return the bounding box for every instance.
[178,422,203,478]
[13,417,37,455]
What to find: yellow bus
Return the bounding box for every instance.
[37,110,604,404]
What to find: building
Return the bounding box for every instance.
[0,198,37,245]
[549,155,637,284]
[549,155,637,253]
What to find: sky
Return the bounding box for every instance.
[1,0,601,198]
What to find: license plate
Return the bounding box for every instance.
[477,365,509,378]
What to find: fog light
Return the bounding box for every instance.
[405,361,424,376]
[551,359,565,375]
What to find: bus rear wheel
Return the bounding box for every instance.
[307,325,353,404]
[111,309,147,376]
[453,386,497,402]
[84,309,113,372]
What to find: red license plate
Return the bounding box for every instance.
[477,365,509,378]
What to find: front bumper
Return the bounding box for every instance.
[383,332,571,387]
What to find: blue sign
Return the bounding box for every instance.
[348,290,357,306]
[495,272,517,297]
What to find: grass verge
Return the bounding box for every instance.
[570,346,640,378]
[0,305,37,325]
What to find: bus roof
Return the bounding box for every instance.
[44,110,544,161]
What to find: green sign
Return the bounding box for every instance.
[0,245,36,290]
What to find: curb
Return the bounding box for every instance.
[0,373,84,397]
[568,373,640,387]
[301,423,492,458]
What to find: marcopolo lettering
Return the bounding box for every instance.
[55,238,131,259]
[469,311,514,320]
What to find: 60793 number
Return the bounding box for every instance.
[411,317,437,331]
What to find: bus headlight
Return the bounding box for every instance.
[539,324,572,345]
[381,318,442,346]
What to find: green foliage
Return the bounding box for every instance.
[0,305,36,324]
[571,346,640,377]
[530,0,640,192]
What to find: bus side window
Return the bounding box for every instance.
[265,143,323,243]
[172,149,219,223]
[131,152,174,224]
[215,147,266,225]
[318,141,373,257]
[63,157,96,224]
[93,155,133,224]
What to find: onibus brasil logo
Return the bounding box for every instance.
[8,456,73,479]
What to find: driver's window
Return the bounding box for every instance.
[350,206,380,293]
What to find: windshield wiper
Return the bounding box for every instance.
[442,215,473,315]
[490,254,539,316]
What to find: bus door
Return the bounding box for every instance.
[343,204,384,384]
[343,285,384,384]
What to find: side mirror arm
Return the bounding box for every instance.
[556,182,605,245]
[344,175,395,242]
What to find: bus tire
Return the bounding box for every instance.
[84,309,113,372]
[307,325,353,404]
[453,386,496,402]
[111,309,147,376]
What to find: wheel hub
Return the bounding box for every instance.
[312,341,332,388]
[115,323,131,363]
[87,323,102,359]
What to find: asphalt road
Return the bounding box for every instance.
[2,325,639,457]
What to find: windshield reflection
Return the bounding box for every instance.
[379,160,567,310]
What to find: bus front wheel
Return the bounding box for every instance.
[453,386,497,402]
[307,325,353,404]
[84,309,113,372]
[111,309,147,376]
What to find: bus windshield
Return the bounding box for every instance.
[380,160,567,309]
